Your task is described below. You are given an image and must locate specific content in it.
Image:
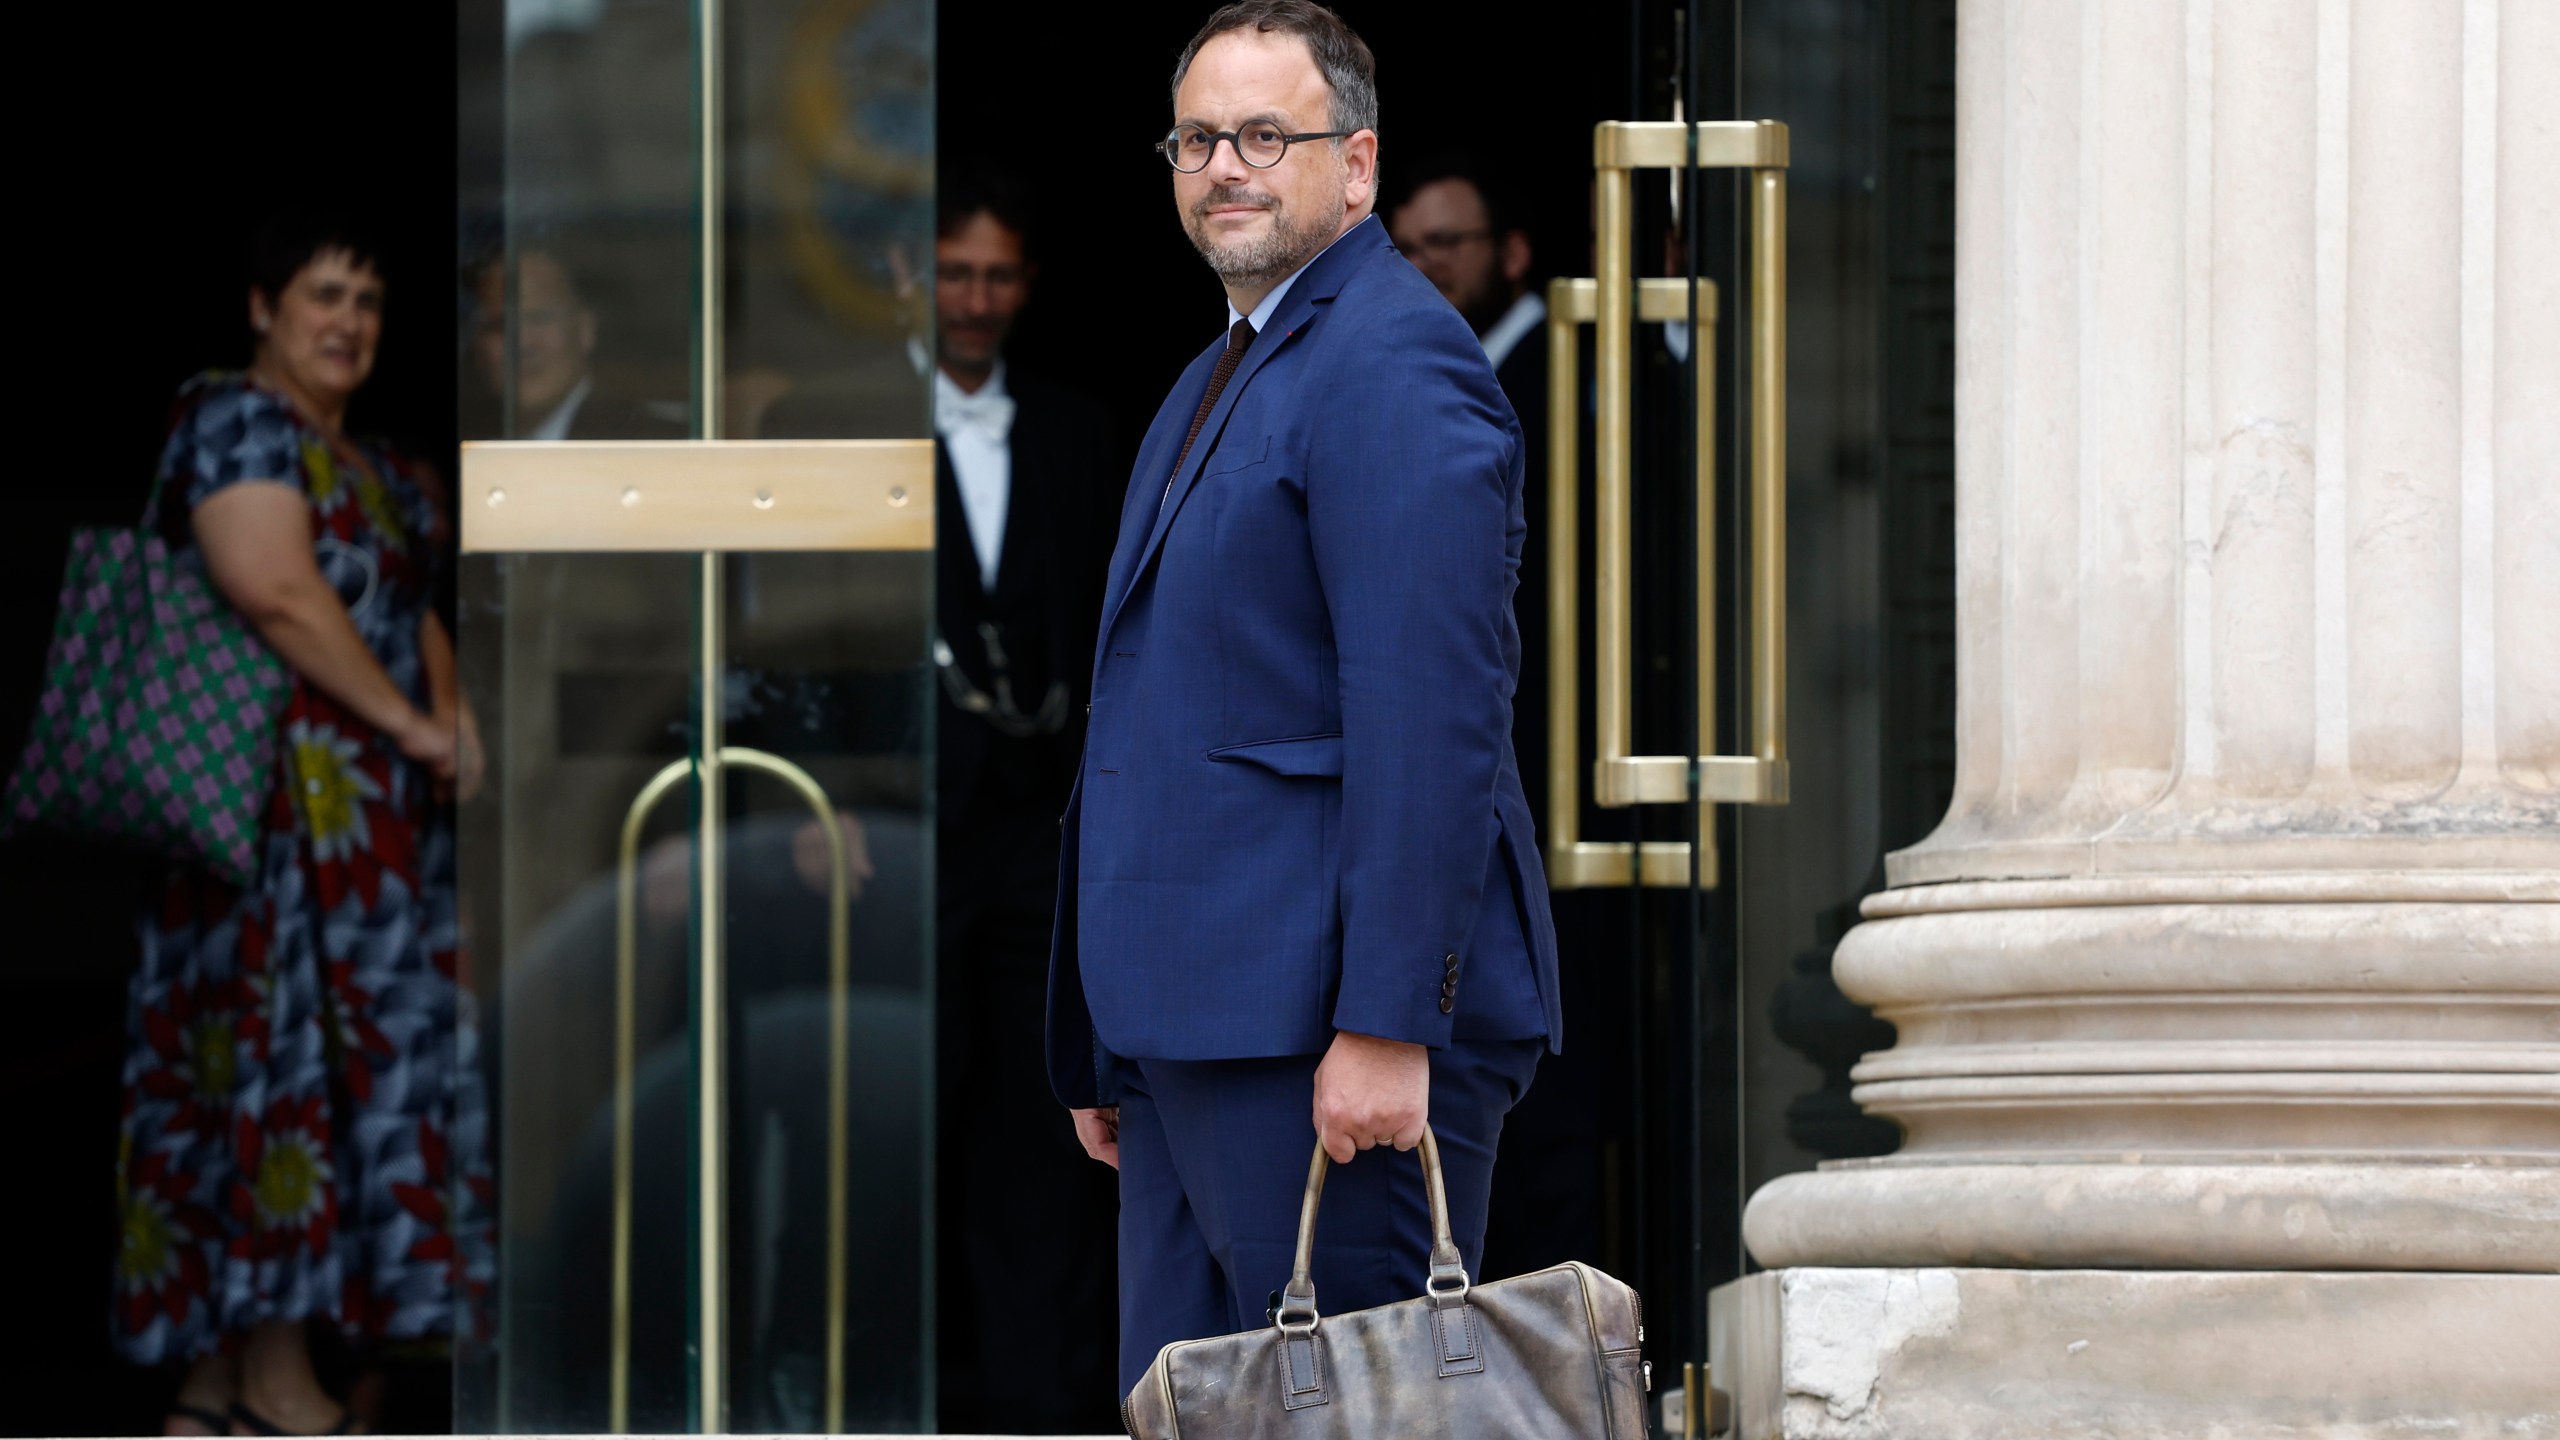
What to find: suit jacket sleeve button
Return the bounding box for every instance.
[1439,994,1456,1014]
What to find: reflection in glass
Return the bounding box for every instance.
[457,0,935,1430]
[456,551,706,1432]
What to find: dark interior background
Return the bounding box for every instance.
[941,3,1628,448]
[6,4,454,1433]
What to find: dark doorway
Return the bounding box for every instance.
[3,4,456,1435]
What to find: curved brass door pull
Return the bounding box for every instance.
[611,747,856,1433]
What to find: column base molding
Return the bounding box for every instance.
[1706,1267,2560,1439]
[1794,884,2559,1269]
[1744,1160,2560,1272]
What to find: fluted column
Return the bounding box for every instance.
[1746,0,2559,1272]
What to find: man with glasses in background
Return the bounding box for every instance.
[462,246,683,442]
[1388,156,1548,445]
[1046,1,1561,1395]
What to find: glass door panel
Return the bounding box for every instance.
[456,0,935,1431]
[1551,5,1793,1429]
[715,546,934,1434]
[452,550,710,1434]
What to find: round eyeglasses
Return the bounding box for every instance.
[1157,121,1353,172]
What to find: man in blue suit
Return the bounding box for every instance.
[1047,1,1562,1390]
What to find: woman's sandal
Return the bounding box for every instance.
[226,1402,353,1437]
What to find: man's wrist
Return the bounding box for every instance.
[1328,997,1454,1051]
[1334,1029,1424,1053]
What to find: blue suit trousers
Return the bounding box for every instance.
[1110,1039,1544,1394]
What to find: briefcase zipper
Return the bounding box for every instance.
[1633,1288,1652,1395]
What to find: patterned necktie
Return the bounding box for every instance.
[1164,318,1257,508]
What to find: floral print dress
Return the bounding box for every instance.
[113,373,491,1364]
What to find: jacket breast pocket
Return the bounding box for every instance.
[1199,432,1270,481]
[1202,433,1330,727]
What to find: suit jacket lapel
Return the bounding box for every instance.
[1098,345,1218,630]
[1131,306,1300,570]
[1098,217,1390,643]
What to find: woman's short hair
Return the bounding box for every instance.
[1170,0,1378,138]
[248,206,384,305]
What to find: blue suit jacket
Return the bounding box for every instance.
[1046,216,1562,1109]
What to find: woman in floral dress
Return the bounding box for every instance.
[114,213,489,1435]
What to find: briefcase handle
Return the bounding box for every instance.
[1274,1127,1472,1333]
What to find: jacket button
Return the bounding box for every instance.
[1443,952,1460,974]
[1438,993,1456,1015]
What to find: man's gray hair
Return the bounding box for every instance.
[1169,0,1379,137]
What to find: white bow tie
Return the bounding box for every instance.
[938,387,1016,440]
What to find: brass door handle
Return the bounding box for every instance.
[1546,120,1792,891]
[1545,278,1722,889]
[611,747,856,1433]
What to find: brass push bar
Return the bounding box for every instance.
[1596,120,1789,808]
[612,748,855,1433]
[1546,120,1792,891]
[1545,278,1721,890]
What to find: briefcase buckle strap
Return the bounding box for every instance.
[1280,1328,1330,1410]
[1425,1258,1471,1311]
[1433,1298,1487,1378]
[1275,1278,1320,1334]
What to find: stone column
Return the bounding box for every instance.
[1744,0,2558,1278]
[1712,0,2559,1432]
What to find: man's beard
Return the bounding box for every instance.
[1428,249,1513,335]
[1183,184,1345,289]
[1457,282,1513,338]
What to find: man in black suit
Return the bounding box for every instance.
[462,247,686,440]
[928,172,1124,1433]
[1386,155,1549,425]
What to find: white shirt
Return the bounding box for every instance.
[525,377,594,442]
[934,361,1016,591]
[1479,291,1547,373]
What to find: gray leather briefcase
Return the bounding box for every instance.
[1123,1129,1651,1437]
